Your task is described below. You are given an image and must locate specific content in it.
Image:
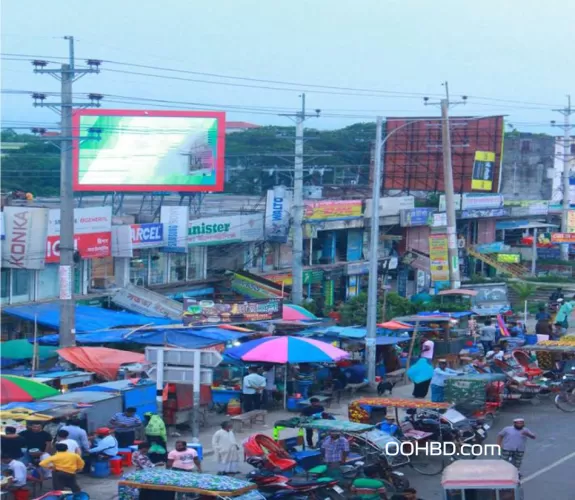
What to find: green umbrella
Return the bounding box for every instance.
[1,339,58,361]
[1,375,60,404]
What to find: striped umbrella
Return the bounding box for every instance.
[1,375,60,404]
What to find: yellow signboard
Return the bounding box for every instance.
[429,234,449,282]
[304,200,363,221]
[471,151,496,191]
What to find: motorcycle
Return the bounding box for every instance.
[554,369,575,413]
[246,458,345,499]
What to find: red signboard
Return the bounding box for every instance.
[551,233,575,244]
[46,232,111,263]
[380,116,504,193]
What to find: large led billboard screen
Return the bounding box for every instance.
[73,110,225,192]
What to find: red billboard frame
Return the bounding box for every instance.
[72,109,226,193]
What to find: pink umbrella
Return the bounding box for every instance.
[282,304,318,321]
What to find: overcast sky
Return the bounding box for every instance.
[2,0,573,132]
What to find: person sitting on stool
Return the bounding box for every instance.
[86,427,119,470]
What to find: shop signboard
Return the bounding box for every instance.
[346,261,370,275]
[112,283,183,320]
[160,205,188,253]
[347,276,359,298]
[183,298,282,325]
[568,211,575,233]
[231,272,287,298]
[475,242,507,254]
[45,207,112,263]
[430,213,447,227]
[471,151,496,191]
[364,196,414,218]
[495,219,530,230]
[400,208,435,227]
[188,214,263,246]
[506,200,549,216]
[113,223,165,257]
[263,269,324,286]
[264,187,291,243]
[551,233,575,244]
[497,253,520,264]
[2,207,50,269]
[440,193,504,211]
[429,234,449,282]
[304,200,362,221]
[346,230,363,261]
[460,208,508,219]
[537,247,561,260]
[397,267,408,297]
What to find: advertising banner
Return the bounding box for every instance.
[263,269,324,286]
[429,234,449,282]
[0,212,4,240]
[265,187,291,243]
[112,284,183,320]
[430,213,448,227]
[160,205,188,253]
[183,298,282,325]
[497,253,521,263]
[505,200,549,216]
[346,229,363,261]
[304,200,362,221]
[73,109,226,193]
[112,223,165,257]
[2,207,49,269]
[400,208,435,227]
[476,242,507,254]
[364,196,415,218]
[346,261,370,275]
[45,207,112,263]
[439,193,504,211]
[240,213,264,242]
[551,233,575,244]
[471,151,496,191]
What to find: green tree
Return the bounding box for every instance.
[338,292,416,326]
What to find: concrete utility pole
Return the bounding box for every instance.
[425,82,467,289]
[281,95,320,305]
[552,96,573,261]
[366,117,384,386]
[32,36,101,347]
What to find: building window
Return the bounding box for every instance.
[37,264,60,300]
[520,140,531,153]
[130,250,149,287]
[169,254,187,282]
[11,269,32,303]
[187,247,204,280]
[571,143,575,155]
[1,269,9,305]
[149,250,167,285]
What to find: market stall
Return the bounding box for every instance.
[118,469,262,499]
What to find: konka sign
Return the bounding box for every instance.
[2,207,50,270]
[46,207,112,263]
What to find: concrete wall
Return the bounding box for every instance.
[500,133,555,200]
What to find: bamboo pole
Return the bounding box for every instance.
[405,321,420,380]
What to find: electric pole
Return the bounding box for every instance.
[425,82,467,289]
[32,36,102,347]
[366,117,384,386]
[552,96,573,261]
[280,95,320,305]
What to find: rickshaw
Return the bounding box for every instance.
[270,418,410,493]
[117,470,264,500]
[442,460,522,500]
[444,373,507,425]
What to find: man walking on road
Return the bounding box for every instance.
[497,418,536,471]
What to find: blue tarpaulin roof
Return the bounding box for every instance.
[37,326,250,349]
[300,326,367,339]
[0,401,61,412]
[2,303,177,332]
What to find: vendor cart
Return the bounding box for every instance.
[442,459,522,499]
[118,469,263,499]
[348,397,450,425]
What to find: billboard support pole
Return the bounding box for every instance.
[552,95,573,261]
[31,36,101,347]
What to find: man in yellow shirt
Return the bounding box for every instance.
[39,443,85,493]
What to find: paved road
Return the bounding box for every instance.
[76,397,575,500]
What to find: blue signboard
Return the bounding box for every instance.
[475,242,506,254]
[495,219,530,230]
[347,229,363,261]
[131,223,164,245]
[397,267,408,298]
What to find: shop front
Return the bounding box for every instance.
[345,261,370,298]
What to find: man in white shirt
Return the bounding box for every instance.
[486,344,505,361]
[242,366,266,412]
[1,455,27,489]
[430,359,461,402]
[56,429,81,455]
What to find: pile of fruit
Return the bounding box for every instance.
[539,336,575,346]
